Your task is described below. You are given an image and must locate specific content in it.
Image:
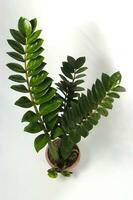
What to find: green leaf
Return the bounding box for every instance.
[35,88,56,104]
[7,63,25,73]
[61,171,72,177]
[108,92,120,98]
[101,73,110,91]
[60,136,74,160]
[97,107,108,116]
[62,62,74,73]
[31,77,52,94]
[27,30,42,44]
[69,130,81,143]
[18,17,25,35]
[8,75,26,83]
[110,71,122,88]
[39,98,62,116]
[112,86,126,92]
[75,80,84,85]
[28,62,46,77]
[23,18,32,37]
[26,39,44,53]
[61,67,73,79]
[75,87,85,91]
[76,67,88,73]
[44,110,58,122]
[26,47,44,60]
[48,168,58,178]
[7,52,24,62]
[100,100,113,109]
[24,122,43,133]
[75,56,86,68]
[51,127,63,139]
[67,56,75,66]
[22,110,40,123]
[34,134,49,152]
[11,84,28,93]
[10,29,26,45]
[46,116,58,130]
[7,39,24,54]
[27,55,44,70]
[30,18,37,32]
[30,70,48,86]
[95,79,106,99]
[15,96,32,108]
[75,74,86,79]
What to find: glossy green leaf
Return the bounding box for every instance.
[18,17,25,35]
[30,70,48,86]
[34,134,49,152]
[7,63,25,73]
[27,30,42,44]
[26,39,43,53]
[110,71,122,88]
[30,18,37,32]
[39,98,62,116]
[35,88,56,104]
[7,52,24,62]
[10,29,26,45]
[11,84,28,93]
[48,168,58,178]
[31,77,52,94]
[8,75,26,83]
[21,110,40,123]
[22,18,32,37]
[15,96,32,108]
[24,122,43,133]
[26,47,44,60]
[27,55,44,70]
[28,62,46,77]
[7,39,24,54]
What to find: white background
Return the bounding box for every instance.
[0,0,133,200]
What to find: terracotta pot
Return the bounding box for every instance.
[45,142,80,172]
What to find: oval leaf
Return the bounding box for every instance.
[7,39,24,54]
[11,84,28,93]
[24,122,43,133]
[15,96,32,108]
[34,134,49,152]
[7,63,25,73]
[7,52,24,62]
[10,29,26,45]
[8,75,26,83]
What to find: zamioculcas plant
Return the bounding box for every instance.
[7,17,125,178]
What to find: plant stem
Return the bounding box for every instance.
[24,40,59,163]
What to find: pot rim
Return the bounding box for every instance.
[45,142,80,172]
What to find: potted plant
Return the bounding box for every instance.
[7,17,125,178]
